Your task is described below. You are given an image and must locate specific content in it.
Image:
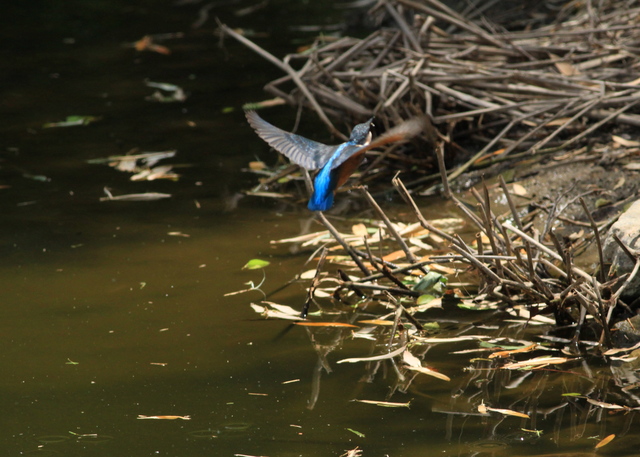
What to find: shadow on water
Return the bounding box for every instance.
[3,1,640,456]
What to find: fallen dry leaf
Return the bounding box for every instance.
[489,343,538,359]
[337,345,406,364]
[294,322,358,328]
[352,399,411,408]
[485,406,530,419]
[595,434,615,449]
[612,135,640,147]
[501,356,571,370]
[351,223,369,237]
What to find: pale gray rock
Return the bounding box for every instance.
[603,200,640,302]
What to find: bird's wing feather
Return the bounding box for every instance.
[246,111,336,170]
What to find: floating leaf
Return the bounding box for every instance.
[346,428,365,438]
[595,434,615,449]
[413,271,446,294]
[43,115,101,128]
[248,161,266,171]
[299,269,317,280]
[416,294,435,305]
[405,365,451,381]
[484,406,530,419]
[242,259,270,270]
[352,399,411,408]
[145,81,187,103]
[501,356,571,370]
[266,302,299,316]
[337,345,405,364]
[242,97,286,110]
[358,319,394,326]
[295,322,358,328]
[586,399,627,410]
[249,303,302,321]
[403,349,449,381]
[22,173,50,182]
[133,35,172,55]
[489,344,538,359]
[131,165,179,181]
[100,189,171,201]
[478,401,488,415]
[380,249,408,262]
[415,335,490,344]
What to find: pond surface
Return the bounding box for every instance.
[2,1,638,456]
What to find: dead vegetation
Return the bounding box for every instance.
[223,0,640,199]
[224,0,640,431]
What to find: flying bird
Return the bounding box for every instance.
[246,110,425,211]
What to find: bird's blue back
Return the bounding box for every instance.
[307,142,356,211]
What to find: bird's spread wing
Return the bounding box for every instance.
[246,110,337,170]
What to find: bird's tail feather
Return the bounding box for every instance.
[307,188,334,211]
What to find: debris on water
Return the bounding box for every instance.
[145,81,187,102]
[43,115,101,128]
[99,187,171,201]
[89,150,180,181]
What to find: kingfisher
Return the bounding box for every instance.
[246,110,375,211]
[246,110,426,211]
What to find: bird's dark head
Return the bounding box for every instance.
[349,117,374,145]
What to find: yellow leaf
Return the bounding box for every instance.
[612,135,640,147]
[485,407,530,419]
[549,53,579,76]
[595,434,615,449]
[510,183,527,196]
[352,399,411,408]
[501,356,571,370]
[358,319,394,326]
[489,344,538,359]
[352,223,368,237]
[478,401,488,415]
[382,249,409,262]
[248,161,266,170]
[295,322,358,328]
[405,365,451,381]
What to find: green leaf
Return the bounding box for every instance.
[421,322,440,330]
[346,428,365,438]
[416,294,435,305]
[242,259,270,270]
[43,115,100,128]
[413,272,447,294]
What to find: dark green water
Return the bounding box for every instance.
[2,1,639,456]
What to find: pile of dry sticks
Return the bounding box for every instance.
[222,0,640,191]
